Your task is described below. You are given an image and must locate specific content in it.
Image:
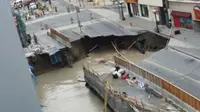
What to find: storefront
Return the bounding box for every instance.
[171,11,193,29]
[193,5,200,32]
[169,1,200,32]
[137,0,169,25]
[124,0,138,17]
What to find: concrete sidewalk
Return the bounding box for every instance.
[119,16,200,48]
[92,8,200,48]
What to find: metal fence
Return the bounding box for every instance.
[114,55,200,111]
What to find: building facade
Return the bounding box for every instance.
[124,0,139,17]
[125,0,169,25]
[168,0,200,32]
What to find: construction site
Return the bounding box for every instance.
[5,0,200,112]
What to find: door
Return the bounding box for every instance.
[173,16,180,27]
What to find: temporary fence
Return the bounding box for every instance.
[48,28,72,48]
[114,55,200,111]
[83,63,170,112]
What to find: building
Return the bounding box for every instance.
[138,0,169,25]
[124,0,170,26]
[124,0,139,17]
[168,0,200,32]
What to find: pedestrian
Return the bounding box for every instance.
[115,65,120,71]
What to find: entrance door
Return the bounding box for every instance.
[127,3,133,17]
[173,16,180,27]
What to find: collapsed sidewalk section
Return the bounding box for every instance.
[83,60,179,112]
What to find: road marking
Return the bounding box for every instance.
[144,59,200,84]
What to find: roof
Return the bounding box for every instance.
[136,47,200,99]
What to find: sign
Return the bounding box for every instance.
[139,0,163,7]
[124,0,137,3]
[193,6,200,20]
[152,8,159,13]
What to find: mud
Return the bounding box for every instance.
[36,49,153,112]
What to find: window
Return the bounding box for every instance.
[180,17,193,30]
[140,5,149,17]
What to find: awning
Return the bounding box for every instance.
[124,0,137,3]
[171,11,191,18]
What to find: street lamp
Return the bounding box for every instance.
[117,1,125,20]
[152,8,159,33]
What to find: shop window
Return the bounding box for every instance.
[186,18,193,29]
[180,17,193,30]
[140,5,149,17]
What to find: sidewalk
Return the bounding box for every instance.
[119,16,200,48]
[88,8,200,49]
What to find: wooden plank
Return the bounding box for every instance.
[50,28,70,43]
[169,84,173,94]
[180,90,184,101]
[196,100,200,111]
[172,85,176,96]
[188,95,193,107]
[183,93,189,104]
[176,88,180,99]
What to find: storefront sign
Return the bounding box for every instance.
[124,0,137,3]
[193,6,200,20]
[139,0,163,7]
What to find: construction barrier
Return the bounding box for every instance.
[49,28,70,43]
[48,28,72,48]
[114,55,200,111]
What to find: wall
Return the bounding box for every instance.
[138,3,160,21]
[138,0,163,7]
[0,0,41,112]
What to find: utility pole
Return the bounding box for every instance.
[0,0,40,112]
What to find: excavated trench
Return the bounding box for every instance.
[30,31,169,75]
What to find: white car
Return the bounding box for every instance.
[30,2,37,9]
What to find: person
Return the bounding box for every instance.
[126,77,137,85]
[121,73,129,79]
[112,65,125,79]
[115,65,120,71]
[112,71,121,79]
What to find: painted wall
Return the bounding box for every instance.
[138,0,163,7]
[0,0,41,112]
